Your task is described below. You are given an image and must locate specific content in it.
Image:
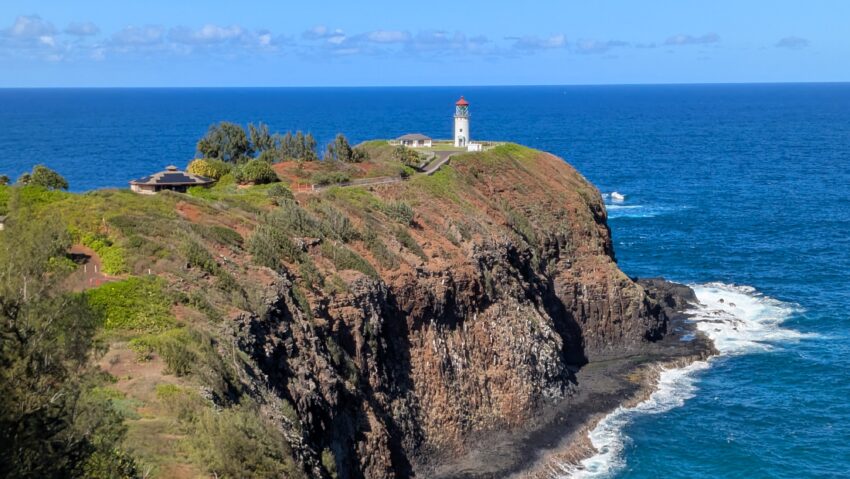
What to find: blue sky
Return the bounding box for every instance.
[1,0,847,87]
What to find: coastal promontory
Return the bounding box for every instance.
[0,140,710,478]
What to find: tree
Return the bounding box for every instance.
[235,159,279,185]
[15,165,69,190]
[0,175,9,186]
[249,123,276,153]
[0,209,138,477]
[197,122,253,163]
[324,134,368,163]
[187,158,233,180]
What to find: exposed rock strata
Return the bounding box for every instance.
[218,147,705,478]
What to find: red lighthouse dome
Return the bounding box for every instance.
[455,96,469,106]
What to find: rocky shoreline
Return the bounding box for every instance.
[418,279,717,479]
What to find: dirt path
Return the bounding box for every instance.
[65,244,118,291]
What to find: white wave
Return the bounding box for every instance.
[555,282,804,479]
[610,192,626,203]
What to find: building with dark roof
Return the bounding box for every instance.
[393,133,432,148]
[129,165,214,195]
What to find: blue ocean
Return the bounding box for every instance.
[1,85,848,478]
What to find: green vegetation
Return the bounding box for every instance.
[320,241,377,277]
[197,121,322,164]
[197,121,253,163]
[189,403,305,479]
[381,200,415,225]
[191,224,243,249]
[393,226,427,260]
[128,328,196,376]
[186,158,233,179]
[324,133,369,163]
[393,145,425,168]
[85,276,174,332]
[0,214,139,478]
[311,170,351,186]
[81,232,129,275]
[16,164,69,190]
[234,159,279,185]
[412,165,462,203]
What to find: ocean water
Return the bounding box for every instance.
[1,85,848,478]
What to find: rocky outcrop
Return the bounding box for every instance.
[215,145,687,478]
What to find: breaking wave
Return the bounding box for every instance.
[555,283,806,478]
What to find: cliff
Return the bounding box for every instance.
[4,143,702,478]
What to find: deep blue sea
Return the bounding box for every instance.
[1,85,848,478]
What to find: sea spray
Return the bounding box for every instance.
[556,283,805,479]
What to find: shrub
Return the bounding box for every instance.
[247,224,302,270]
[187,158,233,180]
[235,159,279,185]
[363,229,398,270]
[81,232,128,275]
[311,171,350,186]
[322,449,339,479]
[266,183,294,201]
[394,227,426,260]
[381,201,415,225]
[129,328,196,376]
[392,146,424,168]
[320,241,377,277]
[190,404,305,479]
[183,240,219,275]
[317,204,359,242]
[85,276,173,332]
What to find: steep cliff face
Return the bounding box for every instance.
[223,144,670,477]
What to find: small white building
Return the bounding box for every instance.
[394,133,432,148]
[454,96,470,147]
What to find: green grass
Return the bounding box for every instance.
[86,276,174,332]
[411,166,462,203]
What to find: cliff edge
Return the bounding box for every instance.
[2,142,711,478]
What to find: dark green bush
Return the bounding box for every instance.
[235,159,279,185]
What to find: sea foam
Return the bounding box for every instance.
[555,283,805,478]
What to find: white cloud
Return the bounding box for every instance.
[664,33,720,46]
[366,30,411,44]
[65,21,100,37]
[3,15,56,39]
[111,25,165,46]
[509,34,568,51]
[776,36,809,49]
[573,39,629,55]
[170,24,245,45]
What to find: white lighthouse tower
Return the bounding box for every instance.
[454,96,470,147]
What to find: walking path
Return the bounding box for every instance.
[64,244,118,291]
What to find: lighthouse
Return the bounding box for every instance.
[454,96,470,148]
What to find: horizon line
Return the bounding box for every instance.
[1,80,849,90]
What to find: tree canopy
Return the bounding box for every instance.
[0,207,137,478]
[16,165,69,190]
[324,134,368,163]
[197,122,254,163]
